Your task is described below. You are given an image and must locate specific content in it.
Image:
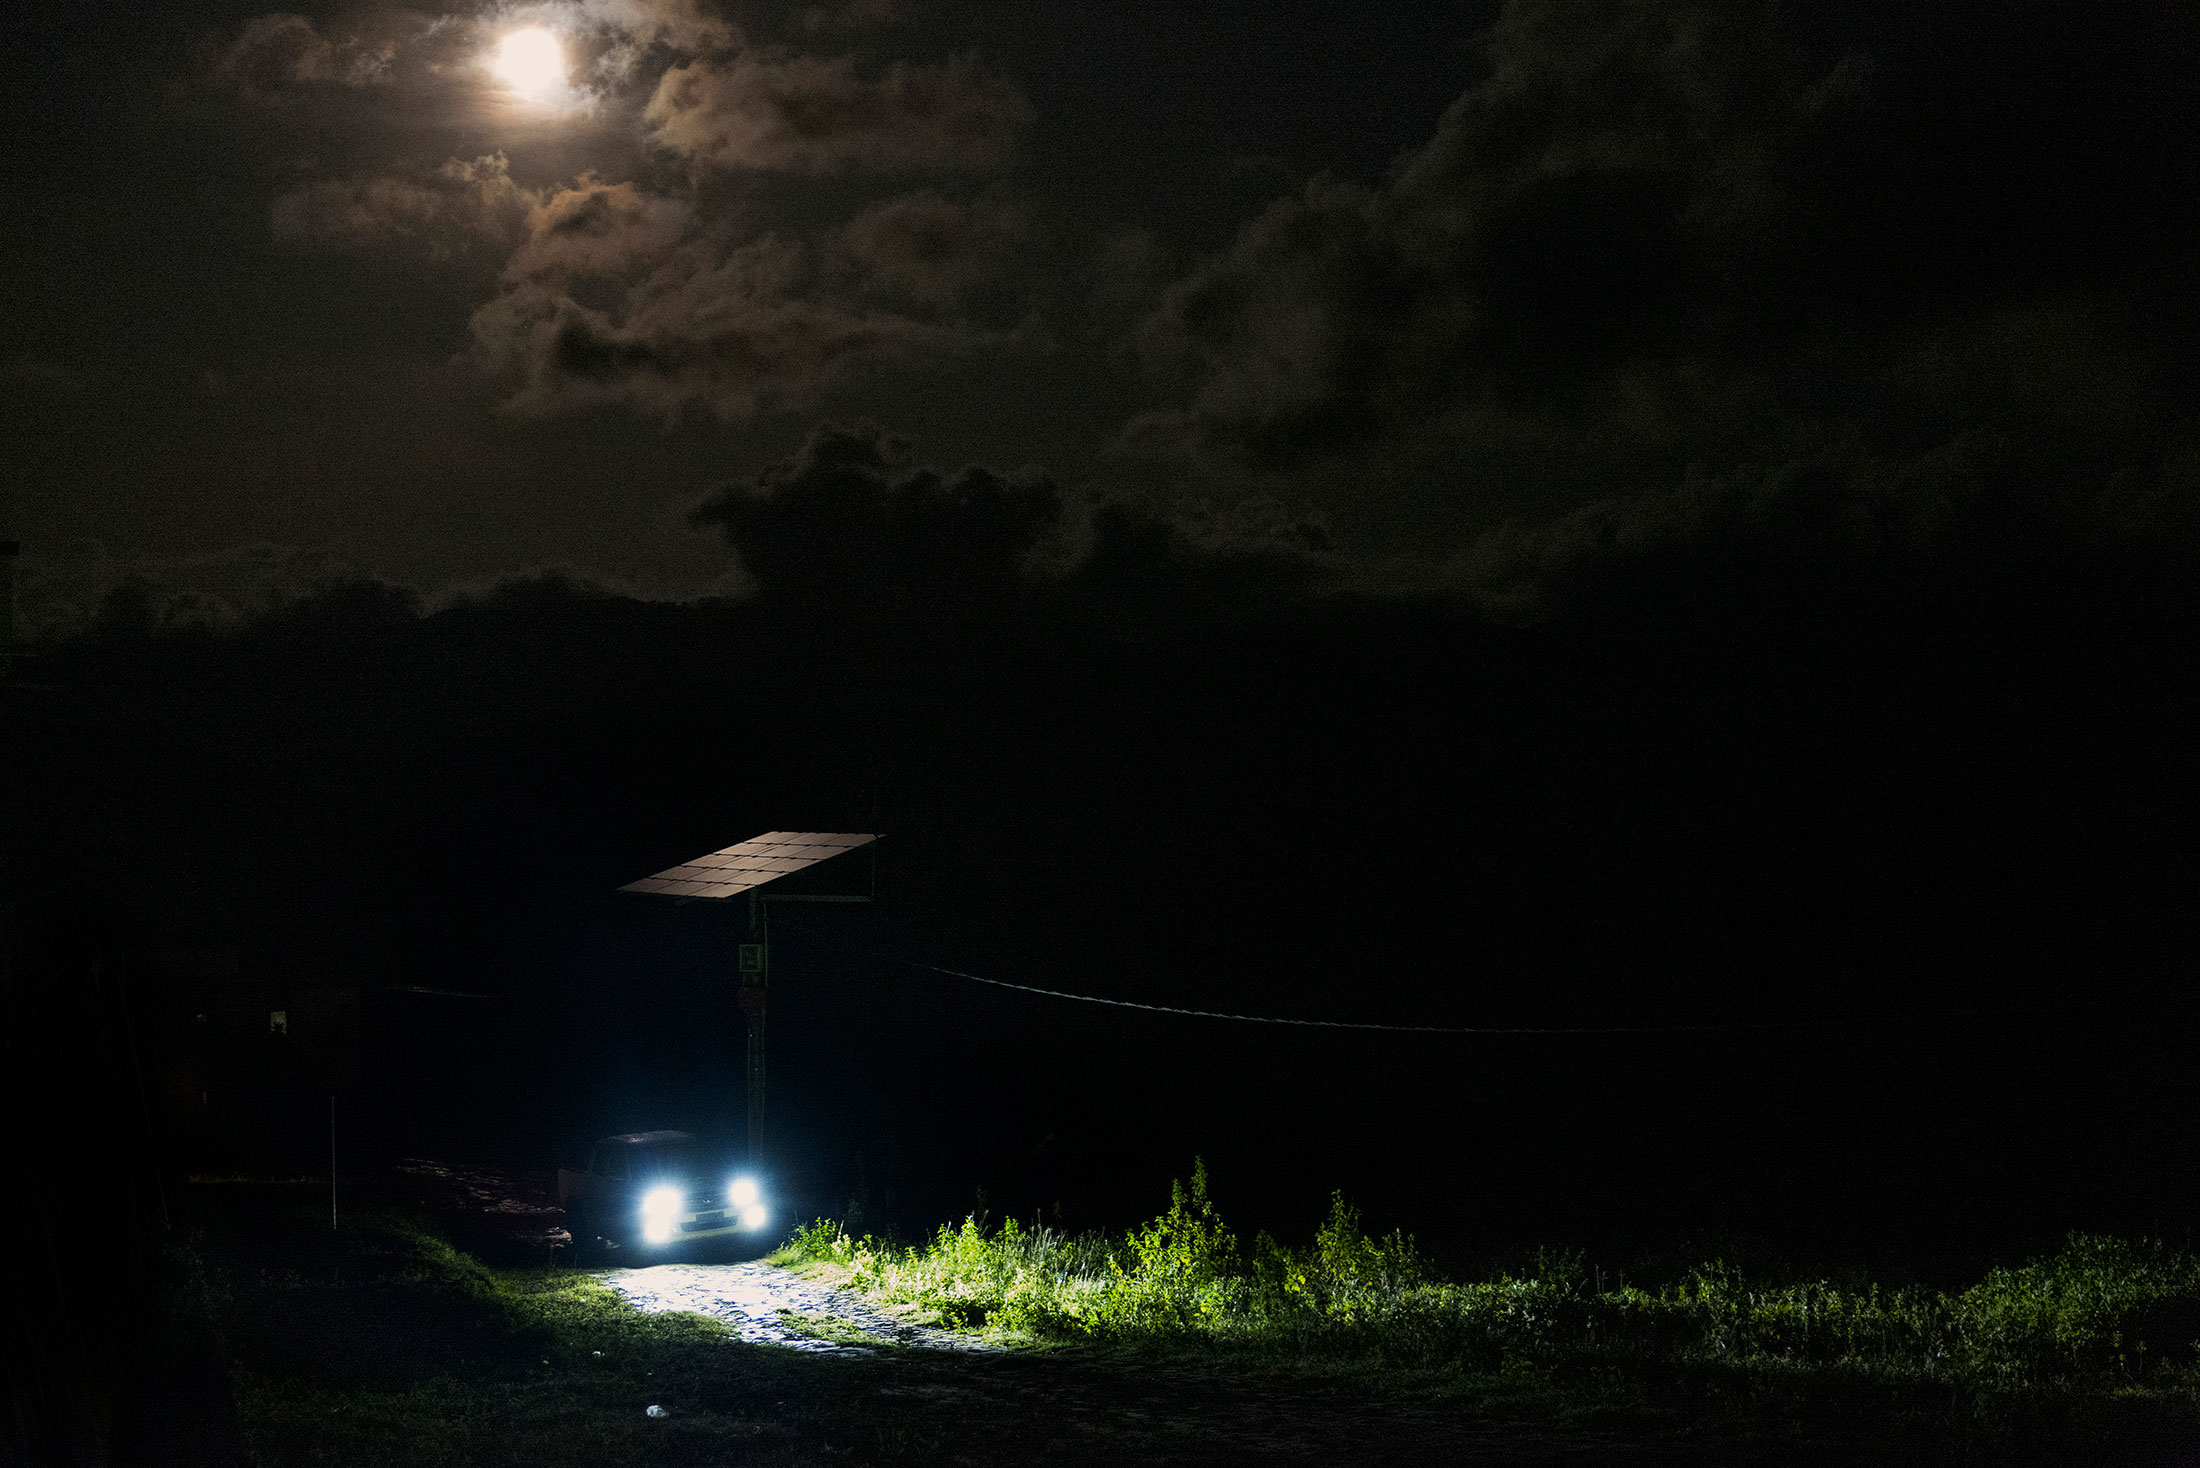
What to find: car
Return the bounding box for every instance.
[557,1130,772,1259]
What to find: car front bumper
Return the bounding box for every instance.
[673,1210,753,1239]
[631,1203,770,1246]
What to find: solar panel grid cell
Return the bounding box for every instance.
[622,833,877,899]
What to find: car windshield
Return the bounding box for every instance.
[628,1142,714,1181]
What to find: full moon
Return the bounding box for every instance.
[492,28,566,104]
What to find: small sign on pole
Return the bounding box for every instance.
[618,832,879,1170]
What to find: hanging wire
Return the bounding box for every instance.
[874,953,1872,1035]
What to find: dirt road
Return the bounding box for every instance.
[600,1261,998,1354]
[600,1262,1647,1465]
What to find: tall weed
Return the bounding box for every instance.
[776,1172,2200,1412]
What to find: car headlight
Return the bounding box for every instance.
[740,1204,767,1231]
[640,1185,684,1242]
[727,1177,760,1207]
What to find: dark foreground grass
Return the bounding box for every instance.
[165,1179,2200,1466]
[174,1189,968,1467]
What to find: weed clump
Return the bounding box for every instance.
[777,1163,2200,1419]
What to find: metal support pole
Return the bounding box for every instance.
[745,1014,766,1163]
[329,1094,337,1231]
[741,893,769,1164]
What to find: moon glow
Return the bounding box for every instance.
[492,28,566,105]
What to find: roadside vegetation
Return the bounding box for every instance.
[164,1178,2200,1464]
[777,1161,2200,1427]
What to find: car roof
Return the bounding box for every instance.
[599,1130,694,1147]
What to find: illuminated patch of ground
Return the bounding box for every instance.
[598,1261,997,1353]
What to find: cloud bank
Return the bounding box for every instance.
[643,50,1029,173]
[194,0,2199,596]
[1117,0,2200,571]
[271,153,533,258]
[215,0,1035,422]
[469,235,950,422]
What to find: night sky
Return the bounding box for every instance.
[8,0,2200,1273]
[7,0,2194,615]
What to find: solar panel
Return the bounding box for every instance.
[619,832,879,900]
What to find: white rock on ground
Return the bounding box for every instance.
[599,1262,1002,1354]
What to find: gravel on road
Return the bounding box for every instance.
[598,1261,1001,1354]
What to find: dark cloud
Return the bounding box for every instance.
[14,540,401,640]
[427,561,653,611]
[1118,0,2200,561]
[1079,227,1175,338]
[1122,0,1866,474]
[1153,492,1332,563]
[686,423,1332,619]
[270,153,534,259]
[1439,415,2200,620]
[642,50,1030,173]
[688,422,1057,612]
[797,0,905,34]
[834,191,1023,304]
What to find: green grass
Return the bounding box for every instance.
[169,1179,2200,1464]
[775,1161,2200,1425]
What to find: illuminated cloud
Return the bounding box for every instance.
[205,9,493,108]
[501,177,691,282]
[271,154,535,259]
[643,51,1030,173]
[211,0,737,112]
[211,12,411,97]
[489,26,572,108]
[562,0,739,55]
[214,0,1035,434]
[469,234,945,423]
